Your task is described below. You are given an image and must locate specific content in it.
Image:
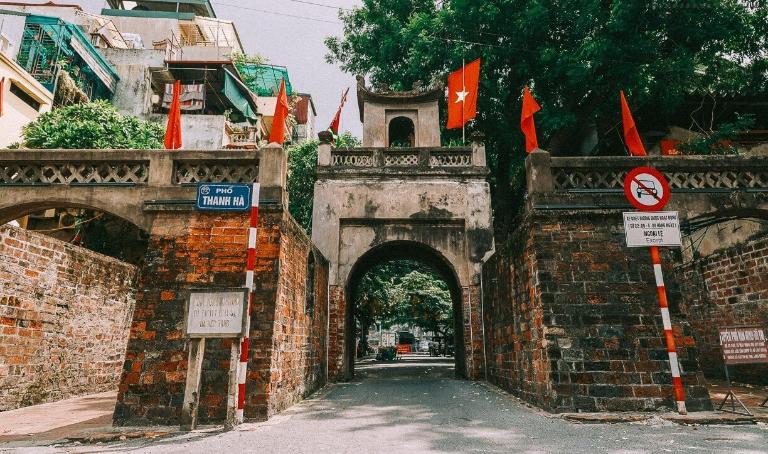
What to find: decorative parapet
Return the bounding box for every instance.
[0,148,288,229]
[322,147,483,172]
[527,151,768,195]
[326,147,477,169]
[524,150,768,222]
[0,150,272,187]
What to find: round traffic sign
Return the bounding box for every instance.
[623,166,671,211]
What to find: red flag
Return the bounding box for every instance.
[164,80,182,149]
[520,86,541,153]
[620,91,646,156]
[329,87,350,134]
[269,79,290,144]
[447,58,480,129]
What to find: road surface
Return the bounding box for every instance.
[3,355,767,453]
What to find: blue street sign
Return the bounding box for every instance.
[196,183,252,211]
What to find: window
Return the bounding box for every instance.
[305,252,316,316]
[388,116,415,147]
[10,82,41,111]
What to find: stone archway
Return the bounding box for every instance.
[344,240,467,379]
[312,132,494,382]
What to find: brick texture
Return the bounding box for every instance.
[482,212,712,412]
[0,225,137,411]
[114,208,329,425]
[675,234,768,384]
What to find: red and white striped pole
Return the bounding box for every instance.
[236,182,260,423]
[649,245,687,415]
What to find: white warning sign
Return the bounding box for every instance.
[622,211,682,247]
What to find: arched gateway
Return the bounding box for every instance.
[311,80,495,380]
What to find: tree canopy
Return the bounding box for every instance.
[21,100,164,149]
[326,0,768,229]
[353,260,453,354]
[287,132,361,233]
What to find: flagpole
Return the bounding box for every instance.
[462,58,466,145]
[338,89,343,136]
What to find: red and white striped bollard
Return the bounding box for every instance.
[237,182,260,423]
[649,245,687,415]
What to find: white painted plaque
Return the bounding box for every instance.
[622,211,682,247]
[185,289,247,338]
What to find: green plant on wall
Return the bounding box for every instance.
[21,100,164,149]
[287,132,360,233]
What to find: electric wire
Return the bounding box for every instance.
[211,2,342,24]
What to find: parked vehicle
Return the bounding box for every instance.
[376,346,397,361]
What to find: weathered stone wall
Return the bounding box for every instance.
[482,226,549,408]
[327,286,346,381]
[0,225,137,411]
[675,233,768,384]
[264,216,328,417]
[482,212,712,412]
[114,209,329,425]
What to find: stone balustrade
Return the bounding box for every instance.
[0,146,288,230]
[525,150,768,225]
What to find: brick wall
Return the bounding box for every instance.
[0,225,137,411]
[114,208,329,425]
[327,285,346,381]
[482,225,550,408]
[463,285,484,380]
[482,212,712,412]
[263,215,328,417]
[675,234,768,384]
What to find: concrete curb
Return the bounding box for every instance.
[560,412,760,425]
[65,429,172,444]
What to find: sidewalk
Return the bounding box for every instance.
[0,391,117,443]
[707,379,768,418]
[561,380,768,425]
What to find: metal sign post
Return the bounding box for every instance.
[193,182,260,429]
[181,289,248,431]
[623,167,687,415]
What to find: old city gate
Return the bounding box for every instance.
[311,81,495,380]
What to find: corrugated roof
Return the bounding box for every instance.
[235,63,292,97]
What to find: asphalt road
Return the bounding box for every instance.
[15,355,768,453]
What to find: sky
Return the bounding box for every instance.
[27,0,364,137]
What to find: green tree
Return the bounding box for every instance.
[353,260,453,356]
[21,100,164,149]
[389,270,453,340]
[326,0,768,232]
[287,132,361,232]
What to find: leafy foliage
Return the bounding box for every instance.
[326,0,768,232]
[388,270,453,337]
[287,132,361,232]
[287,139,319,232]
[232,52,267,93]
[353,260,453,353]
[678,113,756,155]
[21,100,164,149]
